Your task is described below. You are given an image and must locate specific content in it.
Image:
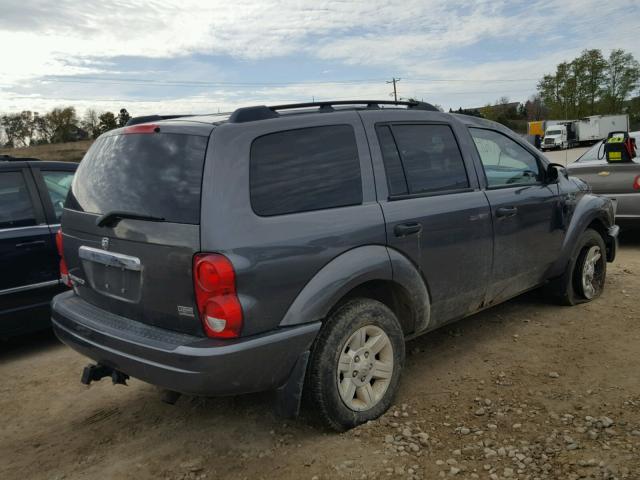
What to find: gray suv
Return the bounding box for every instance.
[52,100,618,430]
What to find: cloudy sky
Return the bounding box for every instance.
[1,0,639,116]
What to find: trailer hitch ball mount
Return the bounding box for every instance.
[81,363,130,386]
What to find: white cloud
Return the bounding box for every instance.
[0,0,639,114]
[0,0,535,82]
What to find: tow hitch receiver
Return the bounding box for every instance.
[81,363,130,386]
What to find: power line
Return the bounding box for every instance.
[5,88,537,104]
[36,76,388,88]
[26,75,540,89]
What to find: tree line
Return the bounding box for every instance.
[455,48,639,133]
[0,107,131,148]
[538,49,640,119]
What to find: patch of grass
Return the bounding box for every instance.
[0,140,93,163]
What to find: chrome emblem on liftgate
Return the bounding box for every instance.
[101,237,110,250]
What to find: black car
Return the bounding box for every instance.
[1,156,76,337]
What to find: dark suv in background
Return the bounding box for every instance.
[1,156,76,337]
[52,100,617,430]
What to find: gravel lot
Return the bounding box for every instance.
[542,147,589,166]
[1,232,638,480]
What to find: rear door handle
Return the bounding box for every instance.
[15,240,47,248]
[496,206,518,218]
[394,222,423,237]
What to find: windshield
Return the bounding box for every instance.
[576,141,605,163]
[546,130,562,136]
[66,132,208,224]
[575,133,640,163]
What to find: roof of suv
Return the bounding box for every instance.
[126,100,440,127]
[122,99,512,136]
[119,100,513,145]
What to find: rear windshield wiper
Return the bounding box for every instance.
[96,210,166,228]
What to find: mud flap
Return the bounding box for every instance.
[274,350,310,418]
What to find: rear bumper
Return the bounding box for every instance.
[615,216,640,229]
[606,193,640,220]
[52,291,320,396]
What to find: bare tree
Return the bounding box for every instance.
[82,109,102,138]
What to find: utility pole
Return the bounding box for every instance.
[387,77,401,102]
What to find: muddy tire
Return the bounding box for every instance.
[551,229,607,305]
[305,298,405,431]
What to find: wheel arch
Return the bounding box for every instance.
[548,194,615,278]
[279,245,430,335]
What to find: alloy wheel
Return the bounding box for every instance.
[336,325,394,411]
[581,245,603,299]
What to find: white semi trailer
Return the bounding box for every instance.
[541,114,629,150]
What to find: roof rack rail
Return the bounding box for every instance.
[125,114,195,127]
[229,100,439,123]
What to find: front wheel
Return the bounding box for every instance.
[305,298,405,431]
[574,241,606,300]
[551,229,607,305]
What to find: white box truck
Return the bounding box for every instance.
[575,115,629,142]
[541,114,629,150]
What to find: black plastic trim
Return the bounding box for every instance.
[229,100,439,123]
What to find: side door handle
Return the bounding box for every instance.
[394,222,423,237]
[496,206,518,218]
[15,240,47,248]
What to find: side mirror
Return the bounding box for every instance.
[546,163,566,182]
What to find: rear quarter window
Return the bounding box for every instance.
[0,171,37,229]
[250,125,362,216]
[41,170,75,222]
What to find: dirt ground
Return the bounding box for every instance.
[544,147,589,167]
[2,232,639,480]
[0,140,92,163]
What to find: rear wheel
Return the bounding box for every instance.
[305,298,405,431]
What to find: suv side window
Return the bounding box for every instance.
[377,124,469,196]
[470,128,541,187]
[41,170,74,222]
[0,171,37,229]
[250,125,362,216]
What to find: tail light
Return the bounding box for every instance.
[55,230,71,287]
[193,253,243,338]
[123,124,159,134]
[634,175,640,191]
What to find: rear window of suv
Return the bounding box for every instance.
[250,125,362,216]
[66,132,208,224]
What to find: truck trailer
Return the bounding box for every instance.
[541,114,629,150]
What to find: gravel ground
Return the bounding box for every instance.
[1,232,639,480]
